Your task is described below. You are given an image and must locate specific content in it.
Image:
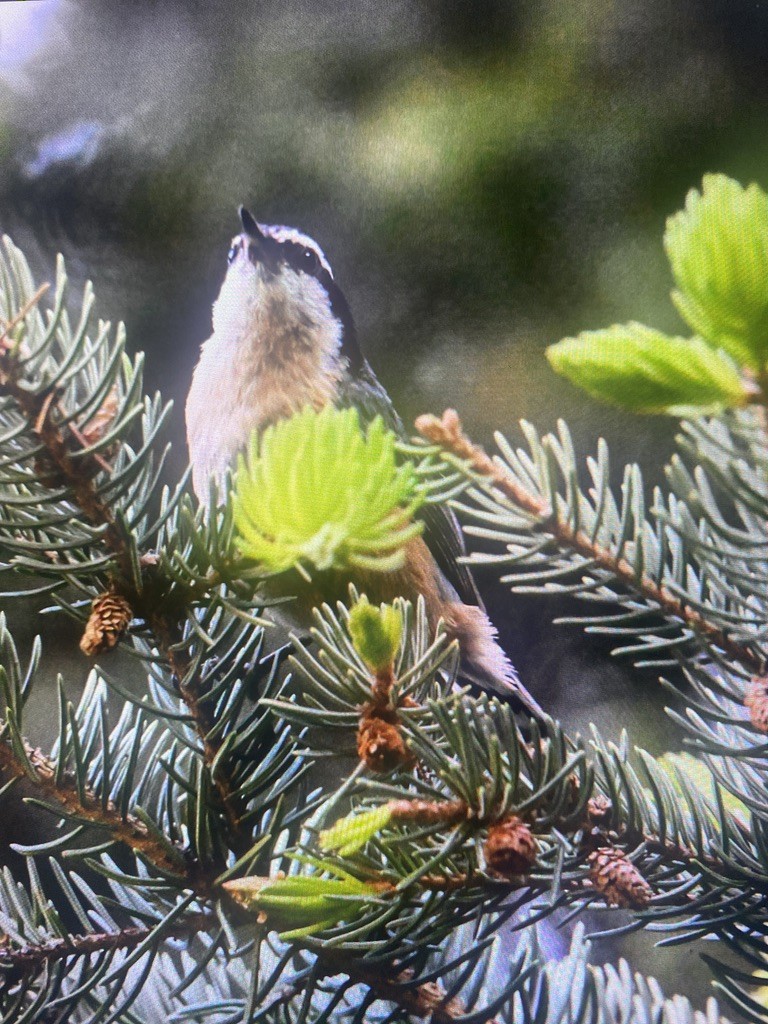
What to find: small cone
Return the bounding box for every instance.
[588,847,652,909]
[484,816,538,878]
[80,592,133,656]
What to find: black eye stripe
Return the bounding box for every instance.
[280,240,322,275]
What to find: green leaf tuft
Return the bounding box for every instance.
[319,805,394,857]
[231,405,424,577]
[223,866,380,938]
[665,174,768,370]
[347,598,403,672]
[547,323,750,415]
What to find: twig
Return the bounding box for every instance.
[144,614,250,853]
[0,283,49,350]
[0,913,213,973]
[244,939,501,1024]
[0,740,185,880]
[388,798,469,825]
[415,409,764,674]
[320,951,489,1023]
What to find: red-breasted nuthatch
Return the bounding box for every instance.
[186,207,544,721]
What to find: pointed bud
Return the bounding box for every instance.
[348,598,403,674]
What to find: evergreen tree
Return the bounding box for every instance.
[1,173,765,1022]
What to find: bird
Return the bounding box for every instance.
[185,206,545,721]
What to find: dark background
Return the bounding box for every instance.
[1,0,766,1012]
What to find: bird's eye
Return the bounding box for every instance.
[301,247,319,272]
[227,244,238,265]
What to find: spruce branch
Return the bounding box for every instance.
[0,912,213,973]
[228,953,484,1024]
[19,389,246,846]
[0,290,129,574]
[415,408,763,673]
[140,613,250,852]
[0,736,185,879]
[0,246,257,857]
[300,949,492,1024]
[0,231,745,1022]
[0,856,506,1024]
[0,731,487,1024]
[265,598,768,978]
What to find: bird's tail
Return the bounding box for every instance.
[443,602,547,723]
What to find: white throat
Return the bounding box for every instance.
[186,259,345,502]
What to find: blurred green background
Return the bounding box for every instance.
[0,0,765,1008]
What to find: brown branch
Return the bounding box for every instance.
[0,331,127,572]
[144,613,249,853]
[388,798,469,826]
[0,740,185,881]
[415,409,764,674]
[321,952,489,1023]
[0,912,213,973]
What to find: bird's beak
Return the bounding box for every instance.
[239,206,264,242]
[238,206,272,268]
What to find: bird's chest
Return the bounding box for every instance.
[186,297,344,497]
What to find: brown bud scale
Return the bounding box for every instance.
[80,385,119,448]
[587,794,613,826]
[357,716,410,773]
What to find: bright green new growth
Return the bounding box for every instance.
[320,805,394,857]
[347,597,403,672]
[547,324,749,415]
[547,173,768,414]
[223,863,380,939]
[665,174,768,370]
[232,405,424,576]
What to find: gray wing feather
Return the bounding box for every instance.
[338,364,482,608]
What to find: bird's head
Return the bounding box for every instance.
[211,206,359,368]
